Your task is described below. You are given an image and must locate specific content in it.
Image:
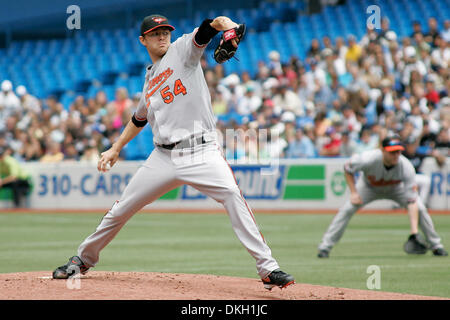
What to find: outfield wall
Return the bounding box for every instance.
[2,158,449,210]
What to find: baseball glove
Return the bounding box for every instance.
[213,24,246,64]
[403,233,428,254]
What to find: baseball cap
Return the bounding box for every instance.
[140,14,175,36]
[382,136,405,152]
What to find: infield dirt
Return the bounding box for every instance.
[0,271,447,300]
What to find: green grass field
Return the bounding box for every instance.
[0,212,449,298]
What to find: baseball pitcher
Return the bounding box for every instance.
[317,136,448,258]
[52,14,295,290]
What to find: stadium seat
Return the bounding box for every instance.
[103,85,116,102]
[236,9,258,31]
[1,0,449,99]
[123,126,154,160]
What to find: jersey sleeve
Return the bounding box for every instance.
[134,92,148,121]
[344,153,367,174]
[172,29,208,68]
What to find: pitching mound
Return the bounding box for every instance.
[0,271,447,300]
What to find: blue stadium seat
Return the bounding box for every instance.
[60,92,76,110]
[128,76,143,95]
[85,85,99,99]
[140,126,155,155]
[290,0,306,11]
[114,76,128,88]
[103,85,116,101]
[123,126,154,160]
[2,0,448,101]
[236,9,257,31]
[249,8,271,32]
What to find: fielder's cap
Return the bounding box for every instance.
[382,136,405,152]
[140,14,175,36]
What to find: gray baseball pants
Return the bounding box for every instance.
[77,141,280,278]
[318,179,444,252]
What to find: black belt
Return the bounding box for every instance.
[156,135,206,150]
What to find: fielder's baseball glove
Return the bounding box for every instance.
[213,24,246,64]
[403,233,428,254]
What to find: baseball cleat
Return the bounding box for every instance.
[432,248,448,256]
[262,269,295,290]
[317,250,330,258]
[52,256,90,279]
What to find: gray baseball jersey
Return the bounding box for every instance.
[135,29,216,145]
[344,149,418,202]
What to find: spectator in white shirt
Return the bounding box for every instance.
[0,80,21,121]
[442,20,450,42]
[430,35,450,69]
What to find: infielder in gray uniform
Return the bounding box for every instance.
[53,14,295,290]
[317,136,448,258]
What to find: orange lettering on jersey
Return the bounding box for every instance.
[367,175,401,186]
[145,67,174,107]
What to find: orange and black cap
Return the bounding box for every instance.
[382,136,405,152]
[141,14,175,36]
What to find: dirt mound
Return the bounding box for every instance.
[0,271,446,300]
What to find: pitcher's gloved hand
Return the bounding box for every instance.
[213,24,246,64]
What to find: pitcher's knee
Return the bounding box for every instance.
[101,211,126,227]
[217,185,242,203]
[104,201,134,224]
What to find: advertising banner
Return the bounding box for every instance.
[1,158,447,211]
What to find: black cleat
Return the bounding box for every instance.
[262,269,295,290]
[432,248,448,256]
[52,256,90,279]
[317,250,330,258]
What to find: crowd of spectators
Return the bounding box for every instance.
[0,81,138,164]
[0,16,449,165]
[205,16,450,163]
